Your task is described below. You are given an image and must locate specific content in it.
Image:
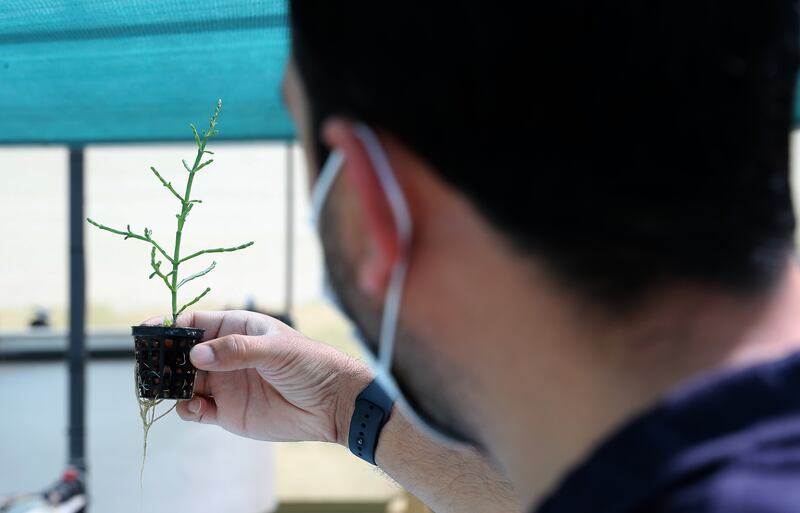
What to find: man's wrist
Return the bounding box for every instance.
[333,358,375,447]
[347,379,395,464]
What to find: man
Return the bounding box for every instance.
[168,2,800,511]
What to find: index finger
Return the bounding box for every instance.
[140,310,281,340]
[140,311,224,340]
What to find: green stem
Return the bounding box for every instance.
[86,219,173,263]
[168,99,222,323]
[176,287,212,318]
[178,241,254,264]
[170,142,206,322]
[87,100,238,326]
[149,247,175,292]
[150,167,185,203]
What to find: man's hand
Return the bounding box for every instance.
[146,309,520,512]
[145,310,372,445]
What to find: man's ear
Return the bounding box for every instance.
[322,119,402,300]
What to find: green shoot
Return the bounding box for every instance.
[86,100,254,324]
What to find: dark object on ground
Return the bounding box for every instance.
[43,467,85,511]
[0,467,86,513]
[29,308,49,328]
[266,311,293,328]
[243,297,294,328]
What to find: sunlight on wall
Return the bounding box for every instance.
[0,142,323,330]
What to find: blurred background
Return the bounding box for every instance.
[0,1,430,512]
[5,2,800,513]
[7,137,800,513]
[0,143,414,513]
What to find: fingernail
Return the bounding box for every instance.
[191,345,214,366]
[187,398,201,415]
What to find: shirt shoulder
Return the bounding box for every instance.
[532,352,800,513]
[644,444,800,513]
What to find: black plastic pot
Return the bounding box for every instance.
[132,325,205,400]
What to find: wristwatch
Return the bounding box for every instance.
[348,378,394,465]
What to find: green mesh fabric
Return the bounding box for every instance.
[2,2,798,144]
[1,0,294,144]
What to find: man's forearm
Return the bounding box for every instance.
[331,363,518,512]
[374,407,519,513]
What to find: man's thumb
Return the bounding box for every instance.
[190,334,272,371]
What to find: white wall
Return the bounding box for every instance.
[0,356,276,513]
[0,142,323,329]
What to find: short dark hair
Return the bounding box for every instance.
[290,1,799,306]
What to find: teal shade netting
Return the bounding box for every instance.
[1,0,294,144]
[2,2,799,145]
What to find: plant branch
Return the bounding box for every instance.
[149,167,185,203]
[89,100,248,325]
[176,287,211,318]
[190,124,202,148]
[149,247,175,291]
[194,159,214,172]
[177,261,216,289]
[178,241,254,264]
[168,99,224,322]
[87,218,173,263]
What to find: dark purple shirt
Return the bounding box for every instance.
[533,352,800,513]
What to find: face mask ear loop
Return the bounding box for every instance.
[310,150,345,227]
[310,129,466,448]
[353,124,413,375]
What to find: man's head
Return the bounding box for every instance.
[285,1,799,447]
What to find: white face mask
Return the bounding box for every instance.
[310,123,466,448]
